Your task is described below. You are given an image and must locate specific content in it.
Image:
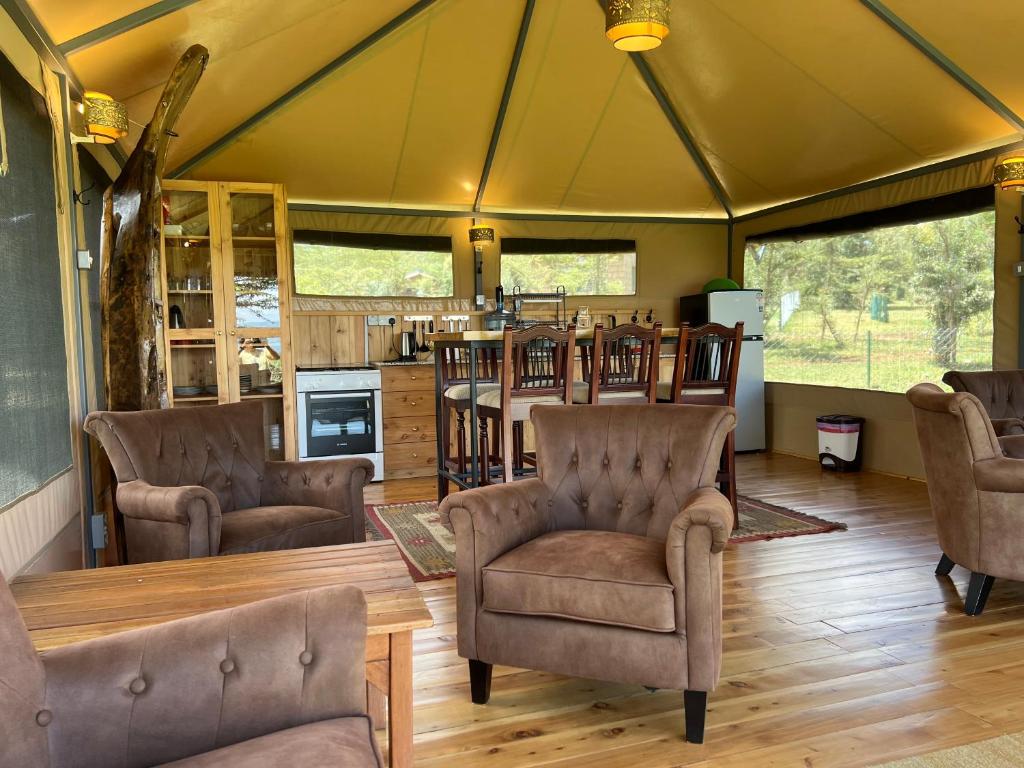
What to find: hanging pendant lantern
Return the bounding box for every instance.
[606,0,670,52]
[994,156,1024,192]
[83,91,129,144]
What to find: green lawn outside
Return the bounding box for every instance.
[764,304,993,392]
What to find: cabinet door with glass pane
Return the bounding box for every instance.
[160,182,227,408]
[219,182,295,459]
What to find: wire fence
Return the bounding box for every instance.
[764,325,992,393]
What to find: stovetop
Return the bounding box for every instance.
[296,365,376,373]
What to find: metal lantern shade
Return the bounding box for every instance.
[469,225,495,245]
[84,91,129,144]
[606,0,670,52]
[994,156,1024,192]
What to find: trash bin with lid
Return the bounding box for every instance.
[817,415,865,472]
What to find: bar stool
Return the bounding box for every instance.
[659,323,743,526]
[575,322,662,404]
[477,324,576,484]
[439,345,500,499]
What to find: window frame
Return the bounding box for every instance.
[291,229,456,299]
[498,238,639,298]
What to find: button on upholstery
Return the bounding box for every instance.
[666,460,673,469]
[617,502,623,510]
[581,500,589,509]
[36,710,52,727]
[220,659,236,674]
[299,650,314,666]
[603,457,609,466]
[129,677,147,695]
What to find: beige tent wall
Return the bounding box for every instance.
[289,209,729,324]
[730,155,1022,479]
[0,8,86,577]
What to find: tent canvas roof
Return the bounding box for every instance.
[25,0,1024,218]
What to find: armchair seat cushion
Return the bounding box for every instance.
[158,717,382,767]
[219,505,352,555]
[482,530,676,632]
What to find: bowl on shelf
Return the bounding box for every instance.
[254,384,282,394]
[204,384,219,396]
[173,385,203,397]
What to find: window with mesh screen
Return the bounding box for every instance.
[500,238,637,296]
[0,54,71,507]
[744,193,995,394]
[292,230,454,298]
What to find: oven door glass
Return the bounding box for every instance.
[304,390,376,457]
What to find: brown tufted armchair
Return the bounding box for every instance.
[85,401,373,564]
[942,369,1024,436]
[1,572,382,767]
[439,403,736,744]
[907,383,1024,615]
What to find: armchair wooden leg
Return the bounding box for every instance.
[683,690,707,744]
[469,659,492,704]
[965,572,995,616]
[935,553,955,576]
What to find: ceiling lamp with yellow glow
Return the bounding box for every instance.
[994,156,1024,192]
[606,0,670,52]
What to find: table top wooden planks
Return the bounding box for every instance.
[427,327,681,343]
[12,540,433,652]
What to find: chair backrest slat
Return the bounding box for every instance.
[669,322,743,406]
[581,323,662,403]
[501,325,576,407]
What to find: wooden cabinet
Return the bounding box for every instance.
[380,364,436,480]
[159,180,295,460]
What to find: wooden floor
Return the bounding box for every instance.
[366,453,1024,767]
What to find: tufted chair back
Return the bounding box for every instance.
[942,369,1024,428]
[85,401,267,513]
[531,404,735,541]
[0,570,48,765]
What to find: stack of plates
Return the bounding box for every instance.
[173,385,203,397]
[255,383,282,394]
[204,384,219,396]
[239,374,253,395]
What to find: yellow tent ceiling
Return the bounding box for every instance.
[26,0,1024,218]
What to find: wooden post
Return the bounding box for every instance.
[100,44,209,411]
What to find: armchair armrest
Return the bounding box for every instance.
[439,478,550,660]
[974,456,1024,493]
[116,479,222,559]
[40,585,371,768]
[665,487,733,692]
[992,417,1024,437]
[261,458,374,543]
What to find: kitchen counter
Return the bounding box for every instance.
[374,359,434,367]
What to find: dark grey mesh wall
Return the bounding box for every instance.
[0,54,72,508]
[76,147,111,410]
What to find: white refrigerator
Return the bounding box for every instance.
[678,290,766,451]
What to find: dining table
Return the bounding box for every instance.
[428,326,682,499]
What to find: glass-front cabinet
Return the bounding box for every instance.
[160,180,294,460]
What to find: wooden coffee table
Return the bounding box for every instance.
[10,540,433,768]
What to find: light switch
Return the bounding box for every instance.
[77,249,93,269]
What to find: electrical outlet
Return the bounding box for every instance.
[367,315,397,326]
[403,315,433,322]
[77,249,93,269]
[1014,262,1024,278]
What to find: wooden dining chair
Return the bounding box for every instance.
[659,322,744,525]
[576,322,662,404]
[477,324,576,484]
[439,345,500,498]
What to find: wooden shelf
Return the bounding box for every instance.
[232,235,276,243]
[173,395,218,402]
[168,289,214,295]
[170,342,216,349]
[240,392,283,400]
[164,234,211,240]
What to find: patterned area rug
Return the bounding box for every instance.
[366,495,845,582]
[871,733,1024,767]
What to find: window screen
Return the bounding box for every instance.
[292,230,454,298]
[0,54,72,508]
[500,238,637,296]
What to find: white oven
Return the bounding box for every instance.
[296,366,384,481]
